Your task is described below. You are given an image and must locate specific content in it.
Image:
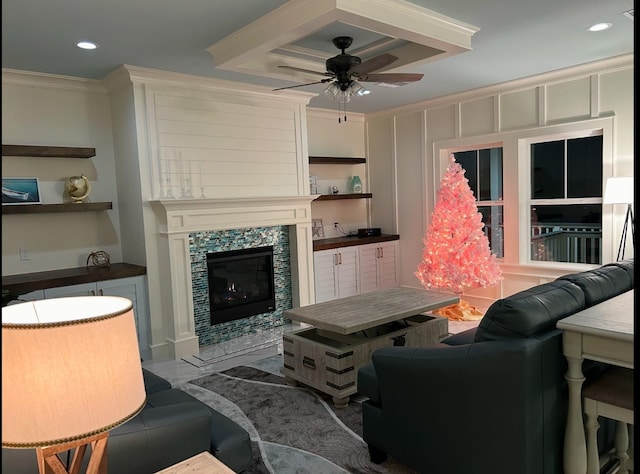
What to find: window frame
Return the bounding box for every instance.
[518,122,614,268]
[434,116,615,270]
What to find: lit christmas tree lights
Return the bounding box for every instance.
[415,156,502,320]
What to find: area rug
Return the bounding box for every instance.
[183,357,418,474]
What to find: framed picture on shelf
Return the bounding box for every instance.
[2,177,41,205]
[311,218,325,239]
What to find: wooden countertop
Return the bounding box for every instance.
[2,263,147,295]
[313,234,399,251]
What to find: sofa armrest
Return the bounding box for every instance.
[441,327,477,345]
[109,402,212,473]
[357,363,380,403]
[143,368,172,394]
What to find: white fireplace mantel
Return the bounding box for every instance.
[150,195,317,359]
[153,195,319,234]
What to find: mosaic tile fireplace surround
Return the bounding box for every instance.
[190,226,292,347]
[155,196,316,359]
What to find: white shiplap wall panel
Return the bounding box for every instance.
[155,94,297,120]
[146,85,306,199]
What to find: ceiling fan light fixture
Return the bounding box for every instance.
[350,81,370,96]
[323,82,340,99]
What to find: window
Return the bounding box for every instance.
[454,147,504,258]
[529,135,603,264]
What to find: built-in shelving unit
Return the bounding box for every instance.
[309,156,366,165]
[314,193,372,201]
[2,144,96,158]
[2,202,113,215]
[2,144,112,214]
[309,155,369,200]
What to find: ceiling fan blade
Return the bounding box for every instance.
[351,53,398,75]
[273,78,333,91]
[278,65,333,77]
[358,73,424,83]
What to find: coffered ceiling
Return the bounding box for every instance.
[207,0,478,86]
[1,0,634,114]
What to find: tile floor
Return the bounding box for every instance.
[142,323,296,386]
[141,319,480,386]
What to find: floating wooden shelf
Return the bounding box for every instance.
[314,193,372,201]
[2,144,96,158]
[309,156,366,165]
[2,202,113,214]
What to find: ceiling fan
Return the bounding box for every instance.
[274,36,424,95]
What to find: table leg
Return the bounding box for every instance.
[563,354,587,474]
[332,396,349,409]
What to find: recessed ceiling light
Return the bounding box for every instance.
[588,22,612,32]
[76,41,98,50]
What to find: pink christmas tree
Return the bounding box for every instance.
[415,156,502,320]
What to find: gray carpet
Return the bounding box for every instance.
[185,357,418,474]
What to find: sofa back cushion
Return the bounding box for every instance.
[475,280,585,342]
[603,258,634,287]
[557,264,632,307]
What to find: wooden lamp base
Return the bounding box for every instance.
[36,432,108,474]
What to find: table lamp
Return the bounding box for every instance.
[2,296,146,474]
[603,176,634,261]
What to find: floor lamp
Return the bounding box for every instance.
[2,296,146,474]
[603,176,635,262]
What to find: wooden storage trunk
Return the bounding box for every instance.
[282,314,448,404]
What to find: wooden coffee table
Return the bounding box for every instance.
[282,287,457,407]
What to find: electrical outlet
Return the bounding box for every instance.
[334,222,339,228]
[19,248,30,261]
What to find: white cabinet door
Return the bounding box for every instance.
[7,289,44,304]
[42,276,150,354]
[44,282,98,298]
[313,247,359,303]
[377,241,399,290]
[358,241,399,294]
[314,249,339,303]
[99,276,149,353]
[358,244,380,294]
[336,246,359,299]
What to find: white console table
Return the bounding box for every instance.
[557,290,634,474]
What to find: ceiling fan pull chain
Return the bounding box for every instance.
[344,96,348,122]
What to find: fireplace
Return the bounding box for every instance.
[207,246,276,325]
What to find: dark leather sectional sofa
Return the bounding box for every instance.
[2,368,253,473]
[358,259,633,474]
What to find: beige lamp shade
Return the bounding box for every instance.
[603,177,634,204]
[2,296,146,448]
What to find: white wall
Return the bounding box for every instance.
[366,55,634,309]
[1,70,123,274]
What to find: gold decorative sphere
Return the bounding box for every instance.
[65,175,91,203]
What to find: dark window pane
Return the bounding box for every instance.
[479,148,503,201]
[532,141,564,199]
[478,205,504,258]
[567,136,603,198]
[454,151,477,198]
[530,204,601,264]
